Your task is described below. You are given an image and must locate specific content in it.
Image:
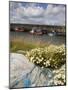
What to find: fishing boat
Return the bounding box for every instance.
[15,27,24,32]
[48,33,54,36]
[48,30,56,36]
[30,27,43,35]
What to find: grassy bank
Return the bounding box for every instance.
[10,39,50,52]
[10,39,66,69]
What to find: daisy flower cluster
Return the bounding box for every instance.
[49,64,66,85]
[26,45,65,69]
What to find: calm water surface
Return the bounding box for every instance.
[10,32,66,45]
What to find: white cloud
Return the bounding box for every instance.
[10,2,66,26]
[23,7,43,17]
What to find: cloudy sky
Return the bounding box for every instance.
[10,2,66,26]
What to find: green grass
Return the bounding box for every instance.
[10,39,49,52]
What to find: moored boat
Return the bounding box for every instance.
[15,27,24,32]
[30,27,43,35]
